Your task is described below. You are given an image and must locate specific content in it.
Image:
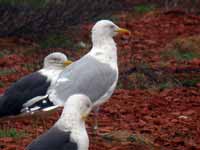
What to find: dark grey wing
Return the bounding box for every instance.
[26,127,77,150]
[0,72,51,117]
[50,56,117,104]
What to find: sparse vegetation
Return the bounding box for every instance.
[0,69,17,76]
[162,49,200,61]
[162,36,200,61]
[134,4,156,14]
[0,81,4,87]
[0,52,4,58]
[0,49,12,58]
[0,0,122,36]
[181,79,200,87]
[129,71,181,90]
[102,131,155,149]
[39,34,75,49]
[128,133,155,150]
[0,128,26,138]
[22,64,37,72]
[158,82,174,90]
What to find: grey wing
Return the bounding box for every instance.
[26,127,77,150]
[49,56,117,104]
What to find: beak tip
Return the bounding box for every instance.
[117,28,131,35]
[63,60,73,66]
[81,114,88,121]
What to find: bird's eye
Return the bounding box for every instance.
[52,58,59,61]
[109,25,114,29]
[86,103,90,108]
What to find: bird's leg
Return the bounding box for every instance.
[93,106,100,133]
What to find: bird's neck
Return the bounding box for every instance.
[89,36,118,68]
[56,112,89,150]
[56,112,85,131]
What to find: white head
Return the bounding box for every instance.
[43,52,72,68]
[61,94,92,122]
[91,20,130,43]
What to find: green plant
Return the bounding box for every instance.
[128,133,155,150]
[134,4,156,14]
[39,34,75,49]
[0,52,4,58]
[0,81,4,88]
[0,68,17,76]
[162,36,200,61]
[178,51,200,60]
[0,49,13,58]
[0,128,26,138]
[162,49,200,61]
[181,79,200,87]
[23,63,37,72]
[158,82,173,90]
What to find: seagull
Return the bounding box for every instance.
[25,20,130,129]
[50,20,130,129]
[0,52,72,117]
[26,94,92,150]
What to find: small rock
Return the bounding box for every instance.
[77,41,87,48]
[178,115,188,119]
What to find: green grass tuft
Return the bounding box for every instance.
[0,52,5,58]
[0,49,13,58]
[134,4,156,14]
[39,34,75,49]
[162,49,200,61]
[22,63,37,72]
[0,81,4,88]
[0,68,17,76]
[128,134,155,150]
[162,36,200,61]
[0,128,27,138]
[181,79,200,87]
[158,82,173,90]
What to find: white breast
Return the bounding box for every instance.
[39,68,63,88]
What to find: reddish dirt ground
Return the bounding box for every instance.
[0,10,200,150]
[0,89,200,150]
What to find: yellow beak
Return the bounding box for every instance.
[63,60,73,67]
[115,28,131,35]
[81,107,92,121]
[81,113,88,121]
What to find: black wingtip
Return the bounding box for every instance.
[22,98,55,114]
